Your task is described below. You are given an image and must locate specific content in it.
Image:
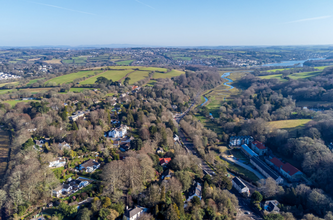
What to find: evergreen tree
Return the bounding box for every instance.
[72,121,78,130]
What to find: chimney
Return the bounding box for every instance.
[126,206,128,210]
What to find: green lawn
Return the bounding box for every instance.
[115,60,134,65]
[269,119,312,130]
[0,89,13,94]
[45,70,103,85]
[127,71,150,84]
[80,69,133,85]
[153,69,185,79]
[106,93,115,97]
[0,81,19,87]
[259,71,321,80]
[2,100,40,107]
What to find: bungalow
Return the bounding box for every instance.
[187,182,202,201]
[251,141,267,156]
[78,159,100,173]
[69,111,85,121]
[161,169,174,180]
[124,206,147,220]
[49,157,66,168]
[159,158,172,166]
[263,200,280,213]
[58,141,71,150]
[107,125,128,138]
[35,138,50,148]
[232,177,250,196]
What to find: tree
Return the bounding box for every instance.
[72,121,78,130]
[251,191,263,203]
[103,197,112,208]
[59,202,77,217]
[264,213,284,220]
[75,208,91,220]
[165,204,179,220]
[130,138,143,150]
[124,77,131,86]
[192,196,201,206]
[99,208,111,220]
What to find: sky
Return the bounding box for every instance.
[1,0,333,47]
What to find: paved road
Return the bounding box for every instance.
[174,94,262,220]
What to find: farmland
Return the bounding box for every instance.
[45,70,103,85]
[127,71,150,84]
[0,81,19,87]
[268,119,312,137]
[0,89,13,95]
[18,88,54,94]
[80,69,133,85]
[153,69,184,79]
[0,129,10,180]
[26,78,45,86]
[115,60,133,65]
[2,99,40,107]
[44,59,62,64]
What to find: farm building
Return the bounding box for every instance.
[269,157,303,182]
[250,157,283,184]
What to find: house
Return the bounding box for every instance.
[107,125,128,138]
[161,169,174,180]
[156,147,164,154]
[35,138,50,148]
[240,144,258,158]
[232,177,250,196]
[124,206,147,220]
[263,200,280,213]
[78,159,100,173]
[269,157,303,182]
[229,136,253,146]
[120,143,131,152]
[159,158,172,166]
[280,163,303,182]
[119,136,134,144]
[49,157,66,168]
[187,182,202,201]
[174,134,179,142]
[250,157,283,184]
[69,111,86,121]
[52,184,72,198]
[251,141,267,156]
[58,141,71,150]
[172,105,178,110]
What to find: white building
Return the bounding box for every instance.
[232,177,250,196]
[49,158,66,168]
[107,125,128,138]
[124,206,147,220]
[78,159,100,173]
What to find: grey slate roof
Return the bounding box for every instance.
[232,177,247,189]
[251,156,280,180]
[125,206,145,218]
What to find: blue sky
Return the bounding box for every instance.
[1,0,333,46]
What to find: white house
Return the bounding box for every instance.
[58,142,71,150]
[232,177,250,196]
[78,159,100,173]
[107,125,128,138]
[124,206,147,220]
[49,158,66,168]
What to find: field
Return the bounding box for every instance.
[115,60,133,65]
[296,100,333,107]
[138,67,168,72]
[0,81,19,87]
[26,78,44,86]
[0,89,13,95]
[2,99,40,107]
[45,70,103,85]
[0,129,10,180]
[173,57,192,61]
[18,88,54,94]
[127,71,150,84]
[268,119,312,137]
[153,69,184,79]
[259,71,321,81]
[44,59,62,64]
[68,88,94,92]
[146,80,157,87]
[267,68,287,72]
[80,69,133,85]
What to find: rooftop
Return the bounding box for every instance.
[251,156,280,181]
[252,141,266,150]
[232,177,247,189]
[241,144,258,157]
[281,163,301,176]
[270,157,284,168]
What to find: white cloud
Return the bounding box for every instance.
[286,15,331,24]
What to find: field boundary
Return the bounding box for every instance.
[117,70,137,82]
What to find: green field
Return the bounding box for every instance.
[267,68,287,72]
[269,119,312,130]
[173,57,192,61]
[146,80,157,87]
[153,69,185,79]
[115,60,134,65]
[46,70,103,85]
[138,67,168,72]
[0,81,19,87]
[127,71,150,84]
[2,99,40,107]
[27,78,45,86]
[259,70,322,81]
[0,129,10,180]
[68,88,93,92]
[18,88,54,94]
[0,89,13,94]
[80,69,133,85]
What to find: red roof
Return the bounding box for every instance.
[270,157,284,168]
[159,158,171,165]
[281,163,301,176]
[252,141,266,150]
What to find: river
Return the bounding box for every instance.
[262,57,325,67]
